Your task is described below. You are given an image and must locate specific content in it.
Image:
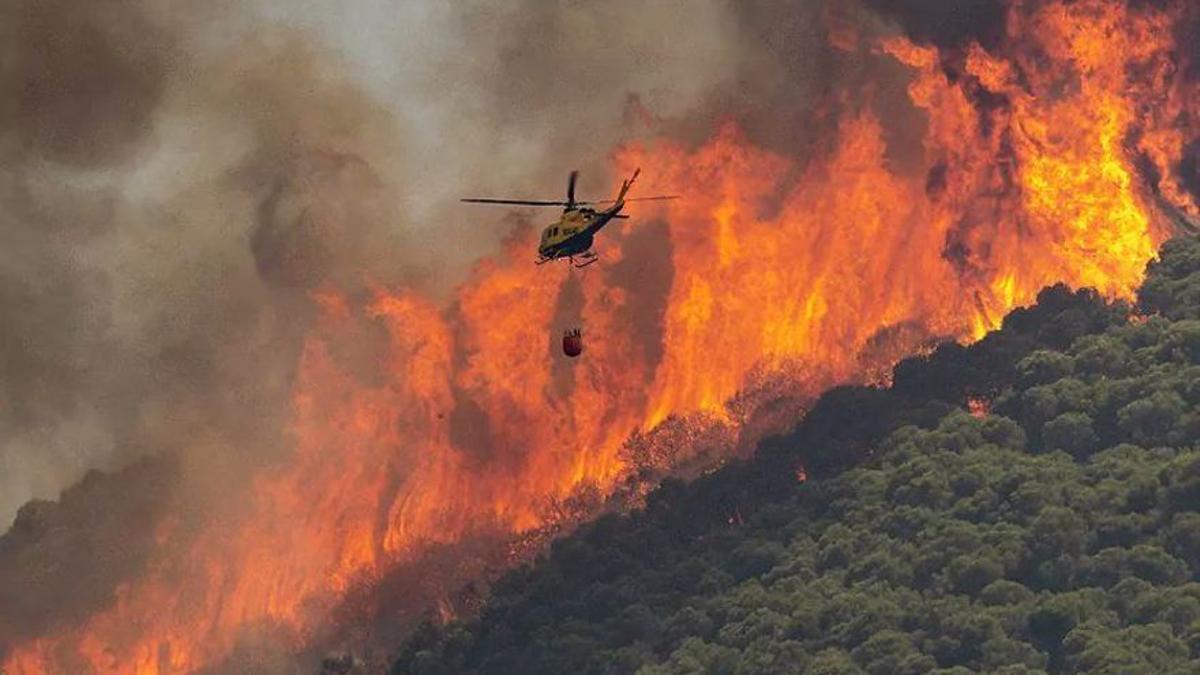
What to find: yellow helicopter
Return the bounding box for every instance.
[463,168,677,267]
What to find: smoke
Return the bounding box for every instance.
[0,0,420,525]
[0,0,815,534]
[1183,141,1200,204]
[0,1,850,664]
[863,0,1007,49]
[0,0,170,166]
[1178,7,1200,206]
[0,456,178,647]
[0,0,177,523]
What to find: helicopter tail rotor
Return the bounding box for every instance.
[614,167,641,204]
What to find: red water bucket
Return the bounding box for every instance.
[562,329,582,358]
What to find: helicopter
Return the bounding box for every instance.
[462,168,677,267]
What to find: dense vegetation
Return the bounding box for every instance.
[393,236,1200,675]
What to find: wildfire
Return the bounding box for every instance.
[5,0,1196,672]
[968,397,992,419]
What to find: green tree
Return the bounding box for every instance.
[639,638,738,675]
[1041,412,1100,458]
[1164,512,1200,573]
[851,630,935,675]
[1117,391,1187,446]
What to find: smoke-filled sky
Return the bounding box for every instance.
[6,0,1188,534]
[0,0,847,527]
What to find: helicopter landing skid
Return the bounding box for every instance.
[536,253,598,268]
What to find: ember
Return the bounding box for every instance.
[968,397,992,419]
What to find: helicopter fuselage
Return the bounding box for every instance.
[536,206,622,261]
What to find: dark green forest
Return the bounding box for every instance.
[393,236,1200,675]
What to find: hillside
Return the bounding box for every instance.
[393,235,1200,675]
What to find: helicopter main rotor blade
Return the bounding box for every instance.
[567,170,579,208]
[461,198,571,206]
[589,195,681,204]
[461,194,679,207]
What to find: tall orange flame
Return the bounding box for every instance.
[4,0,1196,672]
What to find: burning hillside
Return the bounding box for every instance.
[2,0,1198,672]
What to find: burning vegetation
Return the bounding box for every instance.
[393,235,1200,673]
[2,0,1199,672]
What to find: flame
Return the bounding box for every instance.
[968,397,992,419]
[5,0,1196,672]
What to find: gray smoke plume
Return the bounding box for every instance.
[0,0,832,536]
[863,0,1007,49]
[0,0,179,524]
